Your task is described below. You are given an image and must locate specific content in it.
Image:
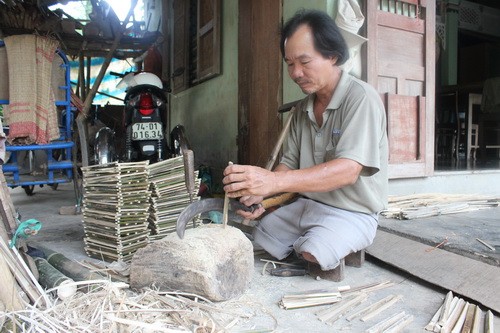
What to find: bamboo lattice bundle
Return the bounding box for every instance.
[381,193,500,220]
[81,161,151,262]
[147,156,201,241]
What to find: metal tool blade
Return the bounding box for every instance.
[176,198,257,239]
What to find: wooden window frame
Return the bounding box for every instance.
[171,0,221,93]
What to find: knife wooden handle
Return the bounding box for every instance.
[261,192,298,209]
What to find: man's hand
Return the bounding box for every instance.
[222,164,276,198]
[236,195,266,219]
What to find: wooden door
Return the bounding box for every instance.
[366,0,435,178]
[238,0,282,166]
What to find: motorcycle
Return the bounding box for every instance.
[94,71,173,165]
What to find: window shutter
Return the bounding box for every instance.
[196,0,221,82]
[172,0,190,93]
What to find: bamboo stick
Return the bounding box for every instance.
[383,314,414,333]
[222,161,233,229]
[450,301,469,333]
[435,297,459,332]
[360,294,403,322]
[425,303,443,331]
[316,293,368,324]
[440,298,466,333]
[265,108,295,170]
[346,294,398,321]
[471,304,482,333]
[484,310,494,333]
[460,304,476,333]
[365,311,406,333]
[476,238,495,251]
[342,280,393,294]
[280,294,342,310]
[436,291,455,330]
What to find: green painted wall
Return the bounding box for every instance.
[169,0,238,188]
[168,0,340,191]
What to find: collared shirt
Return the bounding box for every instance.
[280,70,388,214]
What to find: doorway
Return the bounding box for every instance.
[435,0,500,171]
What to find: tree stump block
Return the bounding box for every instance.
[130,224,254,301]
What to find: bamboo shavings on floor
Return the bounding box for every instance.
[0,280,259,332]
[381,193,500,220]
[81,161,151,262]
[147,156,201,241]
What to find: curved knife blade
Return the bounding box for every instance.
[176,198,257,239]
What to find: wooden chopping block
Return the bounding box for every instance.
[129,224,254,302]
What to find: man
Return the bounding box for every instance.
[223,9,388,271]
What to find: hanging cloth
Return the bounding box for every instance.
[4,35,60,144]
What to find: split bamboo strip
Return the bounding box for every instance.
[435,297,460,332]
[425,303,443,331]
[316,293,368,324]
[436,292,456,331]
[341,280,393,294]
[279,291,342,310]
[471,305,482,333]
[381,193,500,220]
[461,304,476,333]
[360,294,403,322]
[0,237,49,307]
[426,291,498,333]
[279,295,343,310]
[476,238,495,251]
[450,301,469,333]
[346,294,399,321]
[383,314,414,333]
[365,311,406,333]
[441,298,466,333]
[485,310,494,333]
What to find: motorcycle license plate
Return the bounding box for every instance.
[132,122,163,141]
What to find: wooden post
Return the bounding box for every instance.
[78,1,138,166]
[0,251,25,311]
[0,169,17,242]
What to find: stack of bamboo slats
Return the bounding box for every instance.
[81,161,151,262]
[425,291,495,333]
[278,280,418,331]
[147,156,200,241]
[381,193,500,220]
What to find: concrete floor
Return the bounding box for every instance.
[7,183,500,332]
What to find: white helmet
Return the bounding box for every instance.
[117,72,163,90]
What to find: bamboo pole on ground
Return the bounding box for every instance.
[31,243,104,283]
[33,257,77,300]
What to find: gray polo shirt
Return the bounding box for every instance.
[280,71,388,214]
